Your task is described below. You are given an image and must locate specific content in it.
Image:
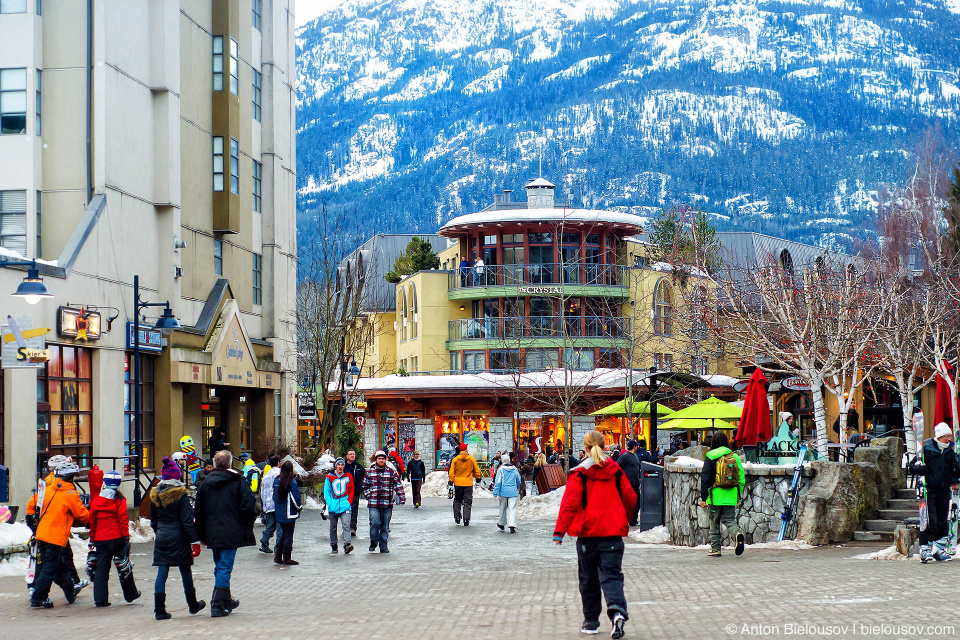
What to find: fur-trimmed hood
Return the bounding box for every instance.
[150,480,188,507]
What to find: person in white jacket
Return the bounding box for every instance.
[258,455,281,553]
[493,454,523,533]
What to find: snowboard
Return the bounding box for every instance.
[947,486,960,555]
[778,445,807,542]
[915,422,928,534]
[25,477,46,589]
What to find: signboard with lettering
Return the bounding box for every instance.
[127,322,163,353]
[211,314,258,387]
[345,392,366,413]
[781,376,812,392]
[518,286,562,295]
[2,315,49,369]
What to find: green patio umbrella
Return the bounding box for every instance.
[659,417,739,431]
[664,395,742,421]
[591,398,676,418]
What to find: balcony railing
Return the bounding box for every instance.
[448,263,627,290]
[448,315,631,342]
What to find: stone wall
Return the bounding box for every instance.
[665,461,813,546]
[570,417,594,453]
[415,419,435,473]
[363,418,378,463]
[489,418,512,460]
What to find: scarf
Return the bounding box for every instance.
[99,487,117,500]
[936,439,950,451]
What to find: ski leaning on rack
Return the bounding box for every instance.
[778,445,807,542]
[947,486,959,555]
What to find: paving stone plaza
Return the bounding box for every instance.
[3,497,960,640]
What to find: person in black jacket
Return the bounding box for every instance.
[636,440,656,464]
[194,449,256,617]
[150,458,205,620]
[908,423,960,563]
[407,451,427,508]
[616,441,642,526]
[344,450,366,535]
[207,427,229,457]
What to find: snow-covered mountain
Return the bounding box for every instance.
[295,0,960,249]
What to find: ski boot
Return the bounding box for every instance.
[920,544,934,563]
[934,540,953,562]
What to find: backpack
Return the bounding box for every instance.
[714,453,740,489]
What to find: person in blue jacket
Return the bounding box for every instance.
[324,458,355,555]
[272,461,301,566]
[493,454,523,533]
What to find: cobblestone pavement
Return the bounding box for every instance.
[4,497,960,639]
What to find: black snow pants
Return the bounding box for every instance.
[577,537,628,624]
[921,487,952,546]
[93,538,139,604]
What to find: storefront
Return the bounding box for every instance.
[514,413,565,460]
[379,411,420,464]
[434,409,489,469]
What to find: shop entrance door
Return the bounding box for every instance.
[202,387,221,457]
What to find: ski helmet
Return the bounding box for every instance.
[54,461,80,483]
[47,454,70,470]
[103,469,122,488]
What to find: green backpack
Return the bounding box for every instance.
[714,453,740,489]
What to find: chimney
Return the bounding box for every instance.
[524,177,556,209]
[502,190,512,203]
[494,193,503,205]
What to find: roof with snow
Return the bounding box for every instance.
[525,177,556,189]
[438,208,645,237]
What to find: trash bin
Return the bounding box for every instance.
[639,461,664,532]
[0,464,8,503]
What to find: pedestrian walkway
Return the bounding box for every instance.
[2,497,959,639]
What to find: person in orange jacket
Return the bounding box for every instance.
[27,461,89,608]
[448,444,481,526]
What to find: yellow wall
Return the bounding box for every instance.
[395,271,467,373]
[351,313,397,378]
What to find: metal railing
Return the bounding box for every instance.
[448,315,631,341]
[449,263,628,290]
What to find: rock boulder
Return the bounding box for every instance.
[797,461,880,545]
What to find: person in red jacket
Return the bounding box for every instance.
[88,470,141,606]
[554,430,636,639]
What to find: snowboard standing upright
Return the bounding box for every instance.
[778,445,807,542]
[947,486,959,555]
[25,477,46,590]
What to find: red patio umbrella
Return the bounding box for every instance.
[735,369,772,447]
[933,360,954,429]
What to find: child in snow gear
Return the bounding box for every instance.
[554,431,636,639]
[700,432,746,557]
[273,460,302,565]
[150,457,206,620]
[449,443,481,525]
[26,461,90,608]
[493,453,522,533]
[89,470,140,606]
[324,458,355,554]
[259,455,282,553]
[362,450,405,553]
[908,423,960,563]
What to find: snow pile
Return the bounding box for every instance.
[670,456,704,468]
[128,518,155,544]
[517,487,564,520]
[630,525,672,544]
[750,539,813,550]
[0,522,32,548]
[302,495,324,510]
[0,555,29,577]
[852,545,915,561]
[420,472,452,498]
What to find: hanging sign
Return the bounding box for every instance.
[346,392,367,413]
[58,307,101,341]
[781,376,812,392]
[127,322,163,353]
[2,315,49,368]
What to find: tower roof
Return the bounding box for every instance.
[525,177,556,189]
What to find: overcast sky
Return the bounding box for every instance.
[296,0,346,27]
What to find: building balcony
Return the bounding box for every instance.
[447,263,629,300]
[446,315,632,350]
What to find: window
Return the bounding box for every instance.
[525,348,559,372]
[691,355,708,376]
[0,68,27,134]
[449,352,461,372]
[38,346,94,470]
[778,249,794,273]
[409,284,417,339]
[564,348,595,371]
[124,353,155,472]
[35,69,40,135]
[653,279,673,336]
[654,352,674,371]
[252,69,262,121]
[410,356,418,372]
[463,351,485,373]
[483,234,497,245]
[213,239,223,276]
[229,38,239,95]
[252,0,261,30]
[230,137,239,194]
[598,349,623,368]
[502,233,523,244]
[212,36,224,91]
[0,190,27,255]
[252,253,262,304]
[252,160,262,211]
[212,136,224,191]
[35,190,40,257]
[490,349,520,372]
[0,0,27,13]
[690,285,708,339]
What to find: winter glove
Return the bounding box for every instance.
[121,536,129,548]
[553,534,563,545]
[191,543,201,558]
[25,513,36,532]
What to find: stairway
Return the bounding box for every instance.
[854,488,919,543]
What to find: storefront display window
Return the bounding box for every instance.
[434,410,489,469]
[124,353,155,472]
[515,414,565,460]
[37,345,93,470]
[379,412,418,462]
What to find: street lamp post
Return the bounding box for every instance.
[132,275,180,505]
[2,259,54,304]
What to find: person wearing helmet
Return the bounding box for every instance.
[27,461,90,608]
[26,456,88,597]
[88,469,140,607]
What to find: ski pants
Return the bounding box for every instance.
[63,538,81,584]
[577,537,628,625]
[921,487,951,546]
[31,541,74,604]
[709,505,740,552]
[411,479,423,506]
[453,485,473,523]
[93,538,139,604]
[497,496,518,528]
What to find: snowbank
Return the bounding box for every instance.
[630,525,671,544]
[627,524,813,550]
[0,522,32,548]
[852,545,915,561]
[128,518,155,544]
[670,456,704,468]
[516,487,564,520]
[0,555,29,577]
[417,471,493,499]
[302,495,324,510]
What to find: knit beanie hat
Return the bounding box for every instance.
[161,456,182,480]
[335,457,345,467]
[935,423,952,440]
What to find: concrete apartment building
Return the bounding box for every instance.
[0,0,297,508]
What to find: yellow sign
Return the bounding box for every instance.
[17,347,50,363]
[2,327,50,343]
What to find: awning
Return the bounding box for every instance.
[591,398,676,418]
[660,417,738,431]
[664,395,743,421]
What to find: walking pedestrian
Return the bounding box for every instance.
[361,450,405,553]
[493,454,522,533]
[344,450,366,536]
[909,422,960,562]
[407,451,426,508]
[449,443,481,526]
[616,441,642,527]
[88,469,140,607]
[388,448,406,478]
[272,460,302,566]
[554,431,636,638]
[325,458,355,554]
[150,457,205,620]
[521,456,537,498]
[258,455,282,553]
[700,432,746,558]
[194,449,257,618]
[26,461,90,608]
